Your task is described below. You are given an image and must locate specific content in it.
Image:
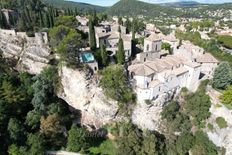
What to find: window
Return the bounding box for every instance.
[146,44,149,51]
[144,58,146,62]
[156,45,158,51]
[159,87,161,91]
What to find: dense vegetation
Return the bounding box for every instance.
[0,0,58,33]
[49,15,88,67]
[161,81,218,155]
[100,65,135,106]
[1,0,231,154]
[217,35,232,49]
[106,0,232,19]
[106,0,181,18]
[0,54,74,154]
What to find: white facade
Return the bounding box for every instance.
[129,40,219,102]
[144,34,162,53]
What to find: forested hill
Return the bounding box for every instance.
[42,0,107,12]
[106,0,232,18]
[106,0,182,17]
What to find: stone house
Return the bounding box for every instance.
[136,33,169,63]
[95,25,132,60]
[129,55,201,101]
[128,35,218,101]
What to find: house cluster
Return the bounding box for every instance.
[128,33,219,101]
[95,22,132,60]
[75,16,219,102]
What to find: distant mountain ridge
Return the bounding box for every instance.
[161,1,202,8]
[106,0,181,17]
[106,0,232,18]
[42,0,107,12]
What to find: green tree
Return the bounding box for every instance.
[57,31,83,67]
[27,133,46,155]
[54,16,78,28]
[88,16,96,51]
[116,38,125,64]
[0,11,8,29]
[161,101,180,122]
[118,16,123,25]
[162,42,171,54]
[7,118,26,144]
[124,17,131,33]
[191,131,218,155]
[26,66,60,128]
[49,25,71,49]
[0,80,25,104]
[100,65,134,104]
[184,91,211,126]
[115,123,141,155]
[8,144,27,155]
[40,114,63,136]
[220,85,232,105]
[100,43,108,66]
[66,125,88,152]
[175,133,194,155]
[212,62,232,90]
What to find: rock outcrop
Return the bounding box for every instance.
[132,91,175,131]
[58,66,119,128]
[206,87,232,155]
[0,29,50,74]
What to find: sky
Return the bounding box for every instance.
[68,0,232,6]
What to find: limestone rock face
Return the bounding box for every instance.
[0,29,50,74]
[58,66,119,128]
[206,87,232,155]
[132,92,174,131]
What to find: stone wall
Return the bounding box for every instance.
[0,28,50,74]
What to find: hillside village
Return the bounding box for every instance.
[1,0,232,155]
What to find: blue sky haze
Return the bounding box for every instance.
[68,0,232,6]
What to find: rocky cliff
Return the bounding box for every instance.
[132,91,175,132]
[0,29,50,74]
[0,29,173,131]
[206,86,232,155]
[58,66,119,128]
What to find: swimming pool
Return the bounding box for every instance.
[80,52,95,63]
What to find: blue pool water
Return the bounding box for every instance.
[80,53,95,63]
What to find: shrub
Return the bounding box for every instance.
[145,100,152,105]
[216,117,227,129]
[212,62,232,90]
[207,123,214,130]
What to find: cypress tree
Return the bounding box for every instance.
[45,12,50,28]
[75,8,78,16]
[48,7,54,28]
[39,11,44,28]
[88,16,96,51]
[131,24,136,57]
[118,16,123,25]
[100,43,108,66]
[116,38,125,64]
